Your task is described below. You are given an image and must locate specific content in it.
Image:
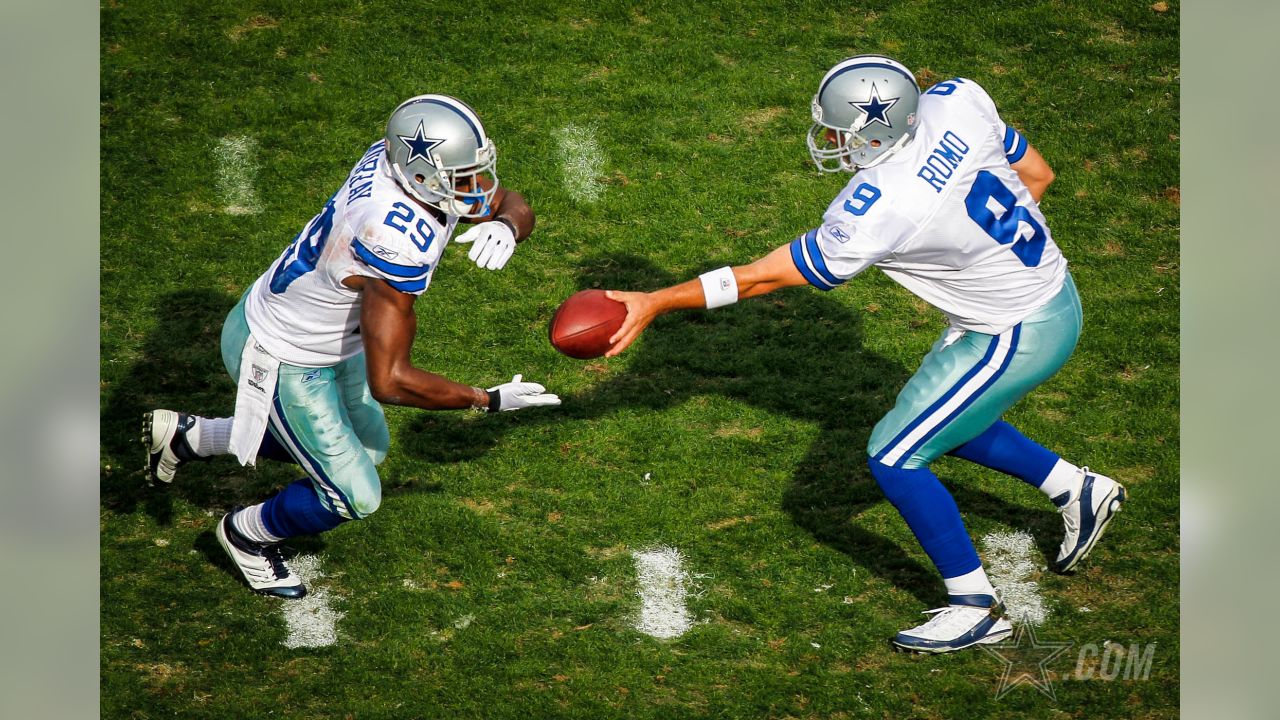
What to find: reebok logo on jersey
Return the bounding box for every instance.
[831,227,852,243]
[372,245,399,260]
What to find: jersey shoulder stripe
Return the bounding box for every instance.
[1002,125,1028,163]
[790,229,847,291]
[351,238,429,279]
[342,177,443,296]
[384,276,428,293]
[941,78,1027,164]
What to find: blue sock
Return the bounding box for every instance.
[948,420,1059,489]
[256,429,299,465]
[868,459,981,578]
[260,479,348,539]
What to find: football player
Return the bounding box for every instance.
[604,56,1125,653]
[145,95,560,598]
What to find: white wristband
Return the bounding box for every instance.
[699,266,739,309]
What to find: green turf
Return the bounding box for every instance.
[101,1,1179,717]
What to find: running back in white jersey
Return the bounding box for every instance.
[789,78,1067,334]
[244,140,458,366]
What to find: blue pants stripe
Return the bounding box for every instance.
[892,324,1022,467]
[872,332,1000,465]
[269,394,357,519]
[874,325,1021,468]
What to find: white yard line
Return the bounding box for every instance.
[214,135,263,215]
[982,530,1048,626]
[281,555,343,648]
[632,546,694,639]
[553,124,605,203]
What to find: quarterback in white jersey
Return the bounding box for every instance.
[144,95,560,599]
[606,56,1125,653]
[799,76,1068,334]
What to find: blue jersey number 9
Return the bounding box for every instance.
[843,183,882,216]
[964,171,1046,267]
[926,79,965,96]
[269,199,337,294]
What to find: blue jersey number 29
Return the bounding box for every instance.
[964,171,1046,267]
[269,199,337,294]
[382,202,436,252]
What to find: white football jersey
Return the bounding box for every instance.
[791,78,1067,334]
[244,140,457,366]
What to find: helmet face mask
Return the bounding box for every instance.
[807,55,920,173]
[385,95,499,218]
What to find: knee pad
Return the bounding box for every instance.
[349,484,382,519]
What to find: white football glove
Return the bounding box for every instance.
[485,374,561,412]
[454,220,517,270]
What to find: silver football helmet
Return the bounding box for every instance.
[807,55,920,173]
[385,94,498,218]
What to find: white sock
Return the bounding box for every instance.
[196,417,234,457]
[944,566,997,598]
[1039,459,1082,503]
[231,503,283,545]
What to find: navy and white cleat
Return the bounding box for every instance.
[892,593,1013,654]
[215,511,307,599]
[142,409,200,484]
[1052,468,1126,574]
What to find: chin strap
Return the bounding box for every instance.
[391,163,494,219]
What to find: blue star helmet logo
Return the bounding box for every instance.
[850,83,900,129]
[397,121,446,166]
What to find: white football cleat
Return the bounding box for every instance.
[1053,468,1127,574]
[215,510,307,599]
[142,409,201,484]
[892,593,1013,654]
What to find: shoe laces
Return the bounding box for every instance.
[1060,503,1080,536]
[260,544,294,582]
[1058,467,1089,536]
[912,604,989,636]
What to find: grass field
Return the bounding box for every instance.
[101,1,1179,717]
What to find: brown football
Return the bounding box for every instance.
[549,289,628,359]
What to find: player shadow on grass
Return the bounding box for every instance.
[396,254,1067,607]
[101,283,1066,604]
[100,289,343,585]
[99,289,331,527]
